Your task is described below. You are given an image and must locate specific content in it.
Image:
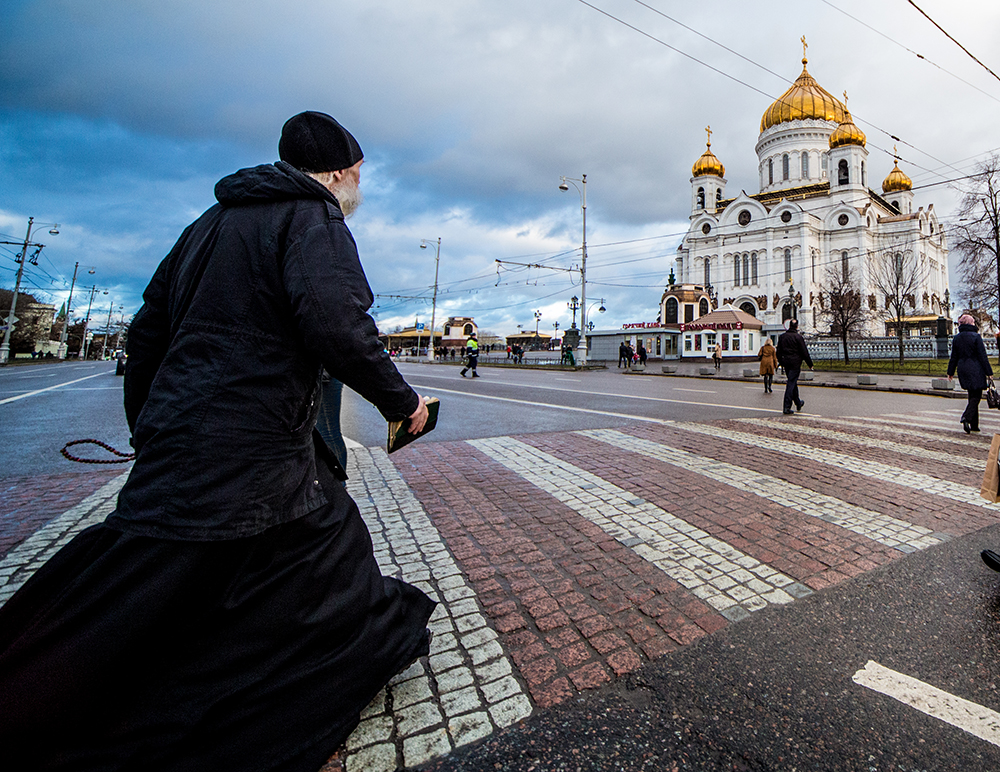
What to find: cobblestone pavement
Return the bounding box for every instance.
[4,405,1000,770]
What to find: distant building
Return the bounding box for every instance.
[441,317,478,350]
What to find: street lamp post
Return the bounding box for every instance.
[113,306,125,350]
[534,309,542,336]
[80,285,105,360]
[1,217,58,365]
[99,302,116,360]
[420,238,441,362]
[559,174,588,364]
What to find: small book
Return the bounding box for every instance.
[387,397,440,454]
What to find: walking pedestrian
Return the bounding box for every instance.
[638,342,647,366]
[757,337,778,394]
[0,111,436,771]
[618,341,628,368]
[776,319,813,414]
[948,313,993,433]
[460,331,480,377]
[713,342,722,370]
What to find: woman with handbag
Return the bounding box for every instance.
[948,314,993,433]
[758,338,778,394]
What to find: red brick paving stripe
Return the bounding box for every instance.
[0,471,122,559]
[520,431,903,593]
[391,441,725,711]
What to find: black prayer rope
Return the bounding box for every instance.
[61,439,136,464]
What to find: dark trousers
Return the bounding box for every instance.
[962,388,983,430]
[763,374,773,393]
[783,366,802,412]
[461,355,478,375]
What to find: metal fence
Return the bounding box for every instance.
[809,335,999,361]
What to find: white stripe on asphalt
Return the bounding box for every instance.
[853,660,1000,748]
[408,384,783,417]
[0,371,109,405]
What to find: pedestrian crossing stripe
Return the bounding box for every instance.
[576,429,942,553]
[468,436,809,620]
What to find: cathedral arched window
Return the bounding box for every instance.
[665,297,678,324]
[801,152,809,179]
[892,200,901,213]
[697,187,705,209]
[838,159,849,185]
[704,258,711,288]
[861,161,866,187]
[699,298,709,316]
[740,302,756,317]
[742,255,749,285]
[751,254,758,284]
[716,189,722,206]
[782,154,790,181]
[822,154,828,174]
[768,159,773,185]
[784,248,792,281]
[842,250,849,281]
[894,253,903,280]
[733,255,740,285]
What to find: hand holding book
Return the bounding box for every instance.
[387,397,440,453]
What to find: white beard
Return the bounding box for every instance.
[331,178,363,218]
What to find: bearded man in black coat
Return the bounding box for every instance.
[0,112,435,771]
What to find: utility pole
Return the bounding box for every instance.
[1,217,58,365]
[58,262,79,359]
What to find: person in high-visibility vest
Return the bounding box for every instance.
[460,332,480,377]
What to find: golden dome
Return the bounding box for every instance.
[829,112,866,148]
[692,125,725,177]
[882,158,912,193]
[760,58,848,132]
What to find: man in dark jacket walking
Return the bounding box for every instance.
[948,313,993,433]
[0,112,435,771]
[776,318,813,414]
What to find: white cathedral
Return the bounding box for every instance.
[672,48,950,337]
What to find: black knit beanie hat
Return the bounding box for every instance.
[278,111,363,173]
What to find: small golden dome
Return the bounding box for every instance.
[760,58,848,132]
[882,158,912,193]
[829,112,866,148]
[692,125,725,178]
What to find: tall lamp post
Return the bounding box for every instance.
[1,217,59,365]
[420,238,441,362]
[80,285,107,360]
[559,174,588,364]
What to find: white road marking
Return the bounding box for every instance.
[407,384,784,416]
[673,388,717,394]
[343,436,363,449]
[853,660,1000,748]
[0,371,109,405]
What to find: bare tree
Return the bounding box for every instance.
[815,262,871,363]
[868,241,926,364]
[951,153,1000,330]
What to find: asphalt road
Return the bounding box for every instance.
[340,360,953,448]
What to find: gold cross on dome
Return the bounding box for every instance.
[801,35,808,60]
[843,90,849,106]
[705,125,712,146]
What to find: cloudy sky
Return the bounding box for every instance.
[3,0,1000,339]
